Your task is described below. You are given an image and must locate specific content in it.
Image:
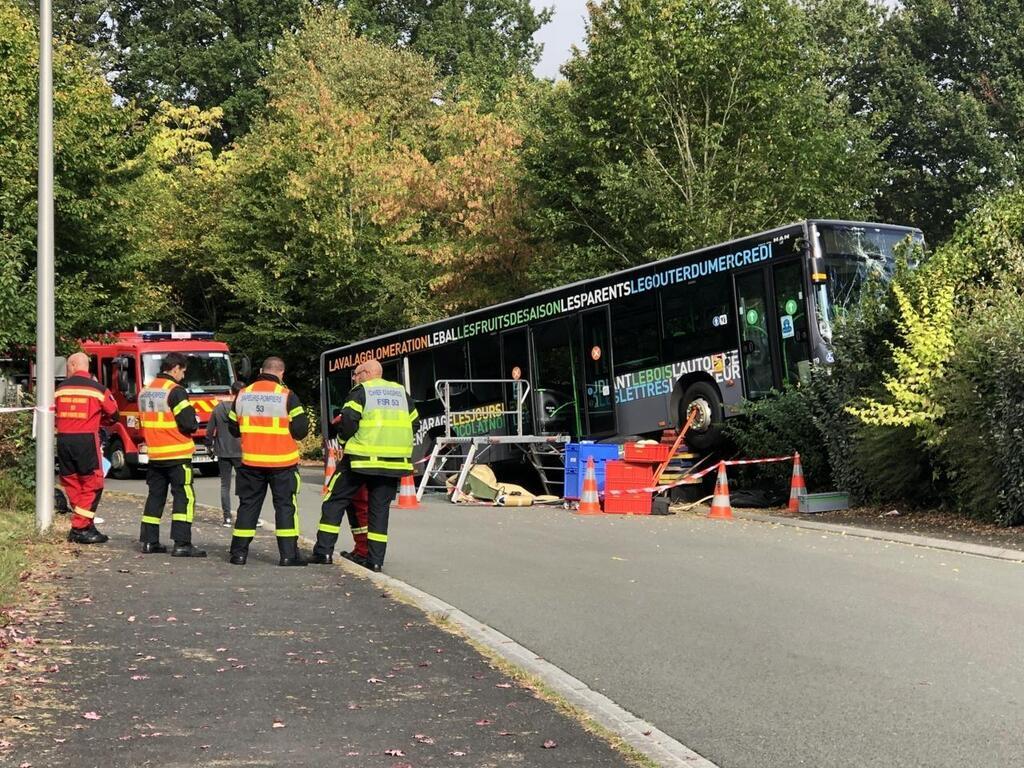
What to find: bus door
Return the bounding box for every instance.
[500,328,532,434]
[580,308,616,436]
[733,259,812,398]
[529,318,583,438]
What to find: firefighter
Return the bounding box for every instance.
[341,485,370,566]
[138,351,206,557]
[312,359,418,572]
[55,352,118,544]
[227,356,310,566]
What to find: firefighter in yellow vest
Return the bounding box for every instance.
[227,356,310,566]
[312,359,418,572]
[138,352,205,557]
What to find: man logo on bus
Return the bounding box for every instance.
[511,366,521,380]
[591,346,601,361]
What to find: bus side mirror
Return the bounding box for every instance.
[54,356,67,379]
[237,355,252,382]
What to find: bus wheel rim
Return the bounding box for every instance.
[689,398,712,431]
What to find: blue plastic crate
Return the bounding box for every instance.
[563,442,622,499]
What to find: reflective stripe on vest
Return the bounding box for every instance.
[343,379,414,472]
[139,378,195,461]
[235,380,299,468]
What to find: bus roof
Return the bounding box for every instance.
[321,219,921,360]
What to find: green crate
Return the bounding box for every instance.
[797,491,850,514]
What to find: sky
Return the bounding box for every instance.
[532,0,589,80]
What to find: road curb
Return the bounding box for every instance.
[367,570,720,768]
[735,511,1024,564]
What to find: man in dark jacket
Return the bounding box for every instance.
[55,352,118,544]
[208,381,245,527]
[312,359,418,572]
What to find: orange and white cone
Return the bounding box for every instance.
[321,443,338,499]
[708,462,733,520]
[788,452,807,513]
[398,474,420,509]
[576,457,602,515]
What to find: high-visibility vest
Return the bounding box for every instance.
[234,379,301,468]
[343,379,415,473]
[139,377,195,462]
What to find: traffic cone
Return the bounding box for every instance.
[321,444,337,499]
[708,462,733,520]
[398,474,420,509]
[788,452,807,513]
[576,457,602,515]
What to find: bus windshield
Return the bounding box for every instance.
[815,225,922,329]
[143,352,235,394]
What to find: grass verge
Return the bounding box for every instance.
[0,479,39,609]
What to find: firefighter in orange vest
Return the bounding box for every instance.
[227,356,310,566]
[138,351,206,557]
[55,352,118,544]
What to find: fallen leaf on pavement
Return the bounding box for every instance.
[475,719,493,726]
[82,712,101,720]
[542,739,558,749]
[272,721,286,729]
[130,675,149,681]
[367,677,385,684]
[495,683,512,688]
[414,734,434,744]
[449,750,467,756]
[384,749,405,756]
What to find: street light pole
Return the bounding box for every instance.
[35,0,55,533]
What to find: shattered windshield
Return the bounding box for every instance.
[143,352,235,394]
[816,226,923,326]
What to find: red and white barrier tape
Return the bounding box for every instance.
[0,405,55,439]
[603,455,795,496]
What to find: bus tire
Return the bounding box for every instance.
[680,381,723,453]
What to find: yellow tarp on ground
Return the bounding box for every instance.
[446,464,559,506]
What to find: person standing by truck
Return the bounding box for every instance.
[55,352,118,544]
[138,352,206,557]
[208,381,244,528]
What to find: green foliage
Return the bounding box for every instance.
[178,7,534,393]
[0,0,168,352]
[523,0,882,284]
[0,411,35,493]
[345,0,551,103]
[99,0,304,144]
[820,0,1024,243]
[726,385,830,494]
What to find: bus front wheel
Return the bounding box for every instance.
[680,382,723,453]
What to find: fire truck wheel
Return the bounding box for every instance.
[107,439,135,480]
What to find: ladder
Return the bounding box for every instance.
[526,441,567,497]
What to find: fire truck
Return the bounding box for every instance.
[80,330,249,478]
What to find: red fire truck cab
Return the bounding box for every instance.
[81,331,247,478]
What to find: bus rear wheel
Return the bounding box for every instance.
[680,381,723,453]
[107,439,134,480]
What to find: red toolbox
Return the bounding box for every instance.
[622,441,671,464]
[603,460,654,515]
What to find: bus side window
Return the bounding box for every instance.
[382,360,401,384]
[468,335,501,403]
[661,273,731,360]
[433,343,468,395]
[407,351,434,401]
[611,292,660,374]
[327,370,352,424]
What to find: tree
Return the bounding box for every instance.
[0,0,168,353]
[193,7,533,391]
[344,0,552,102]
[818,0,1024,243]
[102,0,304,145]
[523,0,882,285]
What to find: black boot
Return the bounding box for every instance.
[68,526,108,545]
[141,541,167,554]
[229,554,247,565]
[279,553,308,567]
[339,550,366,567]
[308,552,333,565]
[171,543,207,558]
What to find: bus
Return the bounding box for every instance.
[319,220,923,464]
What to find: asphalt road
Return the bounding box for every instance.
[107,468,1024,768]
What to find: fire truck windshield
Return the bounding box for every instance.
[142,352,235,394]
